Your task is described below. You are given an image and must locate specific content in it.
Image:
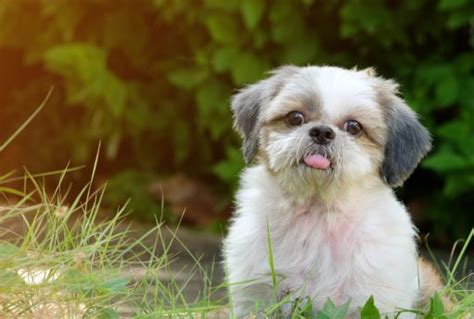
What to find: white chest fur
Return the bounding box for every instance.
[224,166,420,318]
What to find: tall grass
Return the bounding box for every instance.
[0,161,230,318]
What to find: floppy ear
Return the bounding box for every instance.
[378,80,432,187]
[231,66,299,164]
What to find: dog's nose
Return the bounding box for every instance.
[309,125,335,145]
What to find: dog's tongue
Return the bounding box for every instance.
[304,154,331,170]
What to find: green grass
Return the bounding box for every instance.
[0,154,227,317]
[0,162,472,318]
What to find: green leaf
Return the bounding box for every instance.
[197,84,218,113]
[444,174,474,198]
[281,34,318,64]
[360,296,381,319]
[340,2,397,43]
[458,77,474,108]
[438,121,470,141]
[270,4,305,44]
[290,297,314,317]
[103,77,127,118]
[205,15,239,44]
[300,299,314,317]
[204,0,239,12]
[437,120,474,151]
[231,53,269,85]
[44,44,106,83]
[44,44,127,117]
[212,147,244,185]
[168,68,208,90]
[212,47,239,72]
[416,64,459,107]
[196,81,231,139]
[416,64,448,86]
[438,0,468,10]
[241,0,265,30]
[318,298,350,319]
[435,71,459,106]
[423,150,469,171]
[425,292,447,319]
[447,10,474,28]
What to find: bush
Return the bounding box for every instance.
[0,0,472,239]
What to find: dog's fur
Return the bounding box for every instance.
[223,66,442,318]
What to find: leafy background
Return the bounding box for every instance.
[0,0,472,244]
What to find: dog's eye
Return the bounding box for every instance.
[343,120,363,135]
[286,111,305,126]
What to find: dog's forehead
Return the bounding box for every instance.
[301,67,378,116]
[267,66,380,121]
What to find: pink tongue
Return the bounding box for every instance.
[304,154,331,170]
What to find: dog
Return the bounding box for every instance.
[223,65,443,318]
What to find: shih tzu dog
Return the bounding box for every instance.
[223,65,443,318]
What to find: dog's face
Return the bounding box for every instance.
[231,66,431,196]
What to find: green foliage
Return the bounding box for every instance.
[0,171,223,317]
[104,170,163,222]
[318,299,350,319]
[285,291,473,318]
[212,147,244,188]
[425,293,447,319]
[360,296,380,319]
[0,0,473,238]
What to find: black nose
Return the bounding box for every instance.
[309,125,335,145]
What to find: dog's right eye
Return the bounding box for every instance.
[286,111,305,126]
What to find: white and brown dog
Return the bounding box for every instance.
[223,66,443,318]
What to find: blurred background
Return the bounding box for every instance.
[0,0,472,246]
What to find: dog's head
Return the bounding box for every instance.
[231,66,431,196]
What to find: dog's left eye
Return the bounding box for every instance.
[286,111,305,126]
[343,120,363,135]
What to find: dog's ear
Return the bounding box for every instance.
[231,66,299,164]
[377,79,432,187]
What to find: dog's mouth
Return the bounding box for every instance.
[302,153,332,170]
